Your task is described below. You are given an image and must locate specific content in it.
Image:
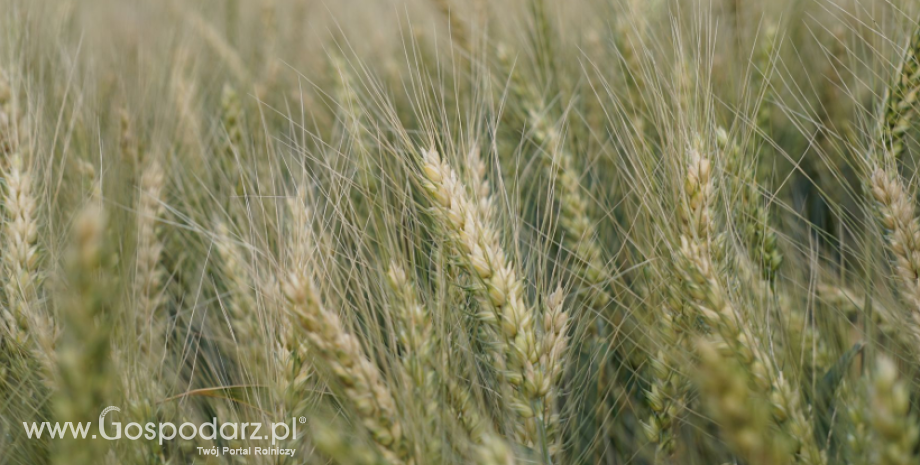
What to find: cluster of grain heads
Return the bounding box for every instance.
[281,270,409,464]
[868,357,919,465]
[418,146,569,458]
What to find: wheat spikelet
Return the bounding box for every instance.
[641,345,688,457]
[2,158,42,329]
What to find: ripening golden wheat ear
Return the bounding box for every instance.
[675,136,826,464]
[507,53,629,461]
[383,261,442,460]
[386,259,513,462]
[385,263,435,404]
[279,195,409,464]
[0,72,53,378]
[418,146,569,458]
[527,104,613,315]
[282,272,410,465]
[273,189,317,421]
[135,160,166,358]
[865,21,920,344]
[331,53,385,242]
[867,168,920,327]
[214,220,261,352]
[123,157,170,465]
[867,357,920,465]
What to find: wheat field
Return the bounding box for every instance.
[2,0,920,463]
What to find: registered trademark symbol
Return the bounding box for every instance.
[299,417,306,424]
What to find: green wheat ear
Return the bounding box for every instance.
[881,24,920,161]
[54,204,112,465]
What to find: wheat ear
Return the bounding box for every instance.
[867,169,920,340]
[879,23,920,161]
[0,70,52,372]
[53,205,111,465]
[863,21,920,342]
[214,219,261,355]
[135,160,166,358]
[678,138,825,464]
[868,357,920,465]
[419,147,568,456]
[281,269,409,463]
[696,339,790,465]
